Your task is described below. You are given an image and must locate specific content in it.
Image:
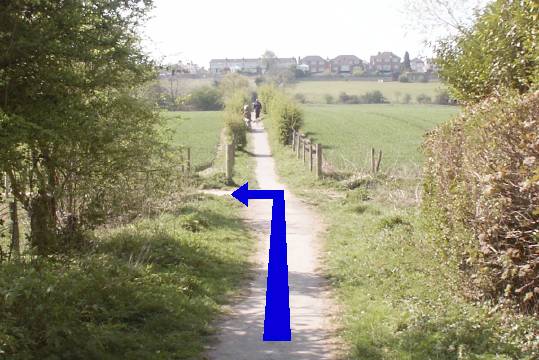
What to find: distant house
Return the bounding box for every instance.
[272,57,298,70]
[410,58,426,73]
[209,58,261,75]
[209,57,297,75]
[299,56,327,73]
[370,52,401,73]
[331,55,363,73]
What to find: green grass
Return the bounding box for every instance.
[262,114,538,360]
[288,80,447,104]
[0,194,255,359]
[162,111,224,170]
[300,104,460,173]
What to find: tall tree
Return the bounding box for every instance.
[403,51,411,72]
[0,0,162,254]
[435,0,539,103]
[261,50,277,72]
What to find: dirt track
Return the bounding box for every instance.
[207,121,337,359]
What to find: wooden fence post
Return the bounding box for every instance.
[376,150,383,173]
[302,139,307,164]
[291,130,296,149]
[225,144,234,184]
[297,135,302,159]
[186,147,191,173]
[309,142,314,172]
[316,143,323,179]
[371,147,376,174]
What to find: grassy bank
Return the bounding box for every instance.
[0,194,255,359]
[263,115,538,359]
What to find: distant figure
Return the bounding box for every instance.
[253,99,262,120]
[243,104,252,129]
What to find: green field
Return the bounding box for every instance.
[301,104,459,173]
[163,111,224,169]
[288,80,446,104]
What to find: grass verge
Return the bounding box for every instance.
[0,194,254,359]
[263,117,539,360]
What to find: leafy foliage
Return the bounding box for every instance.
[258,85,303,145]
[0,0,174,254]
[423,91,539,313]
[435,0,539,103]
[185,86,223,111]
[223,91,249,148]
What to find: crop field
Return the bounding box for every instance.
[288,80,446,104]
[163,111,224,169]
[301,104,460,173]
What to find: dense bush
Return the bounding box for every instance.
[399,74,410,83]
[338,91,386,104]
[324,94,335,104]
[403,93,412,104]
[338,91,351,104]
[423,91,539,313]
[0,0,171,254]
[259,85,303,145]
[258,84,278,114]
[436,0,539,103]
[223,91,249,148]
[294,93,307,104]
[416,94,432,104]
[362,90,386,104]
[187,86,223,110]
[434,90,452,105]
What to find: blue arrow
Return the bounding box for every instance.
[231,182,292,342]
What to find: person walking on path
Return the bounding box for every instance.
[243,104,252,130]
[253,99,262,120]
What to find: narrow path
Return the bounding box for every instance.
[207,121,336,359]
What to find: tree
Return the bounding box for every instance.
[404,0,487,37]
[435,0,539,103]
[403,51,411,72]
[0,0,162,254]
[261,50,277,71]
[187,86,223,111]
[218,73,250,99]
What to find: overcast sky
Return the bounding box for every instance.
[142,0,484,67]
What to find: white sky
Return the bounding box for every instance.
[142,0,481,67]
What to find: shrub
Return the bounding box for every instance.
[416,93,432,104]
[435,0,539,103]
[258,84,278,114]
[362,90,386,104]
[352,67,365,77]
[434,90,452,105]
[403,93,412,104]
[399,74,410,83]
[223,91,248,148]
[423,91,539,313]
[338,92,350,104]
[269,93,304,145]
[187,86,223,110]
[294,93,307,104]
[259,85,303,145]
[324,94,335,104]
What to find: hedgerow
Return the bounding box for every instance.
[258,85,303,145]
[423,91,539,313]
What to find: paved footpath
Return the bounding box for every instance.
[207,121,337,360]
